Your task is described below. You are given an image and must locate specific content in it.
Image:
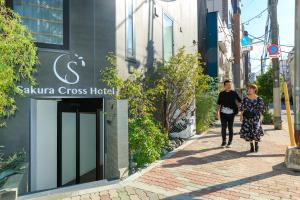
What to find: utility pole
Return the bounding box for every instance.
[245,51,249,85]
[261,56,263,75]
[294,0,300,146]
[269,0,282,130]
[233,0,241,91]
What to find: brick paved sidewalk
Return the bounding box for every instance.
[28,119,300,200]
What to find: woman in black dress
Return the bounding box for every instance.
[240,84,265,152]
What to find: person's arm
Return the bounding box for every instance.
[216,105,221,120]
[236,92,242,110]
[216,93,221,120]
[240,97,245,122]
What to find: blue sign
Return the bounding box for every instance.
[241,36,251,46]
[268,45,279,54]
[267,44,281,58]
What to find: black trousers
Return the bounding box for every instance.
[220,113,235,143]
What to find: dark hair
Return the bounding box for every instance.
[223,80,231,85]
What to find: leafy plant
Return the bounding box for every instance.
[256,66,284,106]
[157,48,208,133]
[129,117,167,168]
[100,54,166,168]
[262,109,274,125]
[100,53,158,119]
[195,78,219,132]
[0,1,38,127]
[256,66,284,125]
[100,48,208,168]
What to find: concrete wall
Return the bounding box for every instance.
[104,100,129,180]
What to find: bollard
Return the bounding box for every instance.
[283,82,296,146]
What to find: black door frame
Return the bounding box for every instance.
[57,98,103,187]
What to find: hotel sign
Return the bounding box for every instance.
[18,52,115,97]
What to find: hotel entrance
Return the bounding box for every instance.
[30,98,105,192]
[57,99,104,187]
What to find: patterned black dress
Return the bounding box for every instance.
[240,96,265,142]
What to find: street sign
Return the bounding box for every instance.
[241,31,251,46]
[267,44,281,58]
[242,45,253,52]
[241,36,251,46]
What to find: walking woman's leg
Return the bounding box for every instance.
[255,141,259,152]
[250,141,254,152]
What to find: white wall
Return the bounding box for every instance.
[30,99,57,191]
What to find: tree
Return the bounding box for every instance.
[256,66,284,106]
[0,1,37,127]
[100,48,208,135]
[158,48,208,133]
[100,53,157,119]
[256,66,284,124]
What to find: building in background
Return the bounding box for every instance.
[2,0,199,195]
[206,0,245,90]
[287,50,295,98]
[198,0,208,68]
[207,0,233,26]
[206,0,237,84]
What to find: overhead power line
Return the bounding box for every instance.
[242,8,268,25]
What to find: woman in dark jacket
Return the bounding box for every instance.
[240,84,265,152]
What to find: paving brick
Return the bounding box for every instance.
[100,194,111,200]
[80,194,91,200]
[55,119,299,200]
[129,195,140,200]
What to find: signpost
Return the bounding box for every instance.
[267,44,281,58]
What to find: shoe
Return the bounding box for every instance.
[226,142,232,148]
[250,143,254,152]
[221,141,226,147]
[255,142,259,152]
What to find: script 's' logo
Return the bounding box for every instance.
[53,53,86,85]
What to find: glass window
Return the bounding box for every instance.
[126,0,135,58]
[13,0,65,46]
[163,14,173,62]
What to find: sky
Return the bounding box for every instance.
[240,0,295,74]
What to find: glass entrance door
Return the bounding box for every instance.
[57,99,103,187]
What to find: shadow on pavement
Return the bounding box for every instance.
[162,150,285,168]
[169,147,224,159]
[163,163,300,200]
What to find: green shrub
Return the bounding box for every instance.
[262,110,274,124]
[129,117,167,168]
[0,2,38,127]
[256,66,284,106]
[195,79,218,133]
[196,93,218,132]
